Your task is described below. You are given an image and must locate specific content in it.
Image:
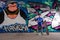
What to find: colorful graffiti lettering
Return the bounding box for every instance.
[0,0,60,33]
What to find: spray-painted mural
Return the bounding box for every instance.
[0,0,60,33]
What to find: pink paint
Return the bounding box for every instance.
[32,25,38,30]
[55,25,60,29]
[46,22,51,25]
[34,6,40,9]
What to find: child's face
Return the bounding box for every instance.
[8,3,17,12]
[7,2,18,19]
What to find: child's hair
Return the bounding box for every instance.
[37,13,41,15]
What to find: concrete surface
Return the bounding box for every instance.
[0,33,60,40]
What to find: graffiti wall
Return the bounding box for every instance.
[0,0,60,33]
